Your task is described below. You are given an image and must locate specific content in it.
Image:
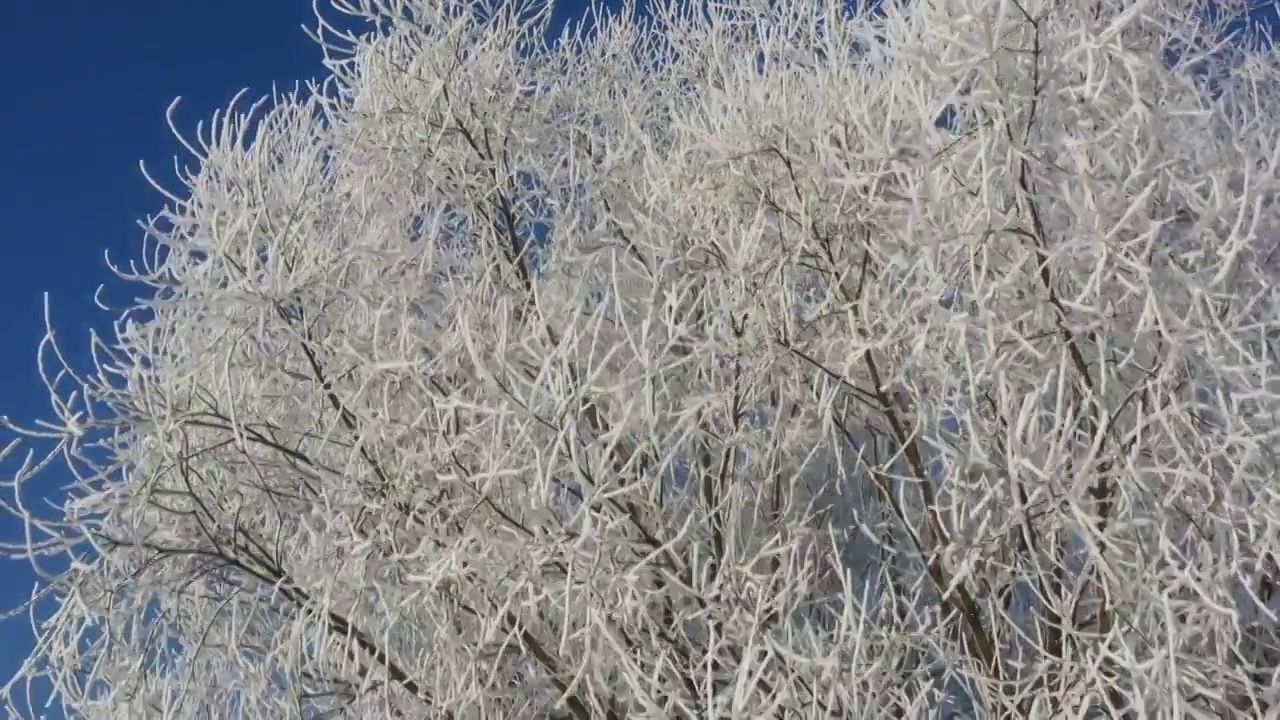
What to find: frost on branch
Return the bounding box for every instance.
[3,0,1280,717]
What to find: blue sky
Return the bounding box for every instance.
[0,3,341,712]
[0,0,1275,716]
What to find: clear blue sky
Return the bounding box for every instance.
[0,3,343,713]
[0,0,1273,717]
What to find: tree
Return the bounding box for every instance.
[4,0,1280,716]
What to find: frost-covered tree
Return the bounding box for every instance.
[4,0,1280,717]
